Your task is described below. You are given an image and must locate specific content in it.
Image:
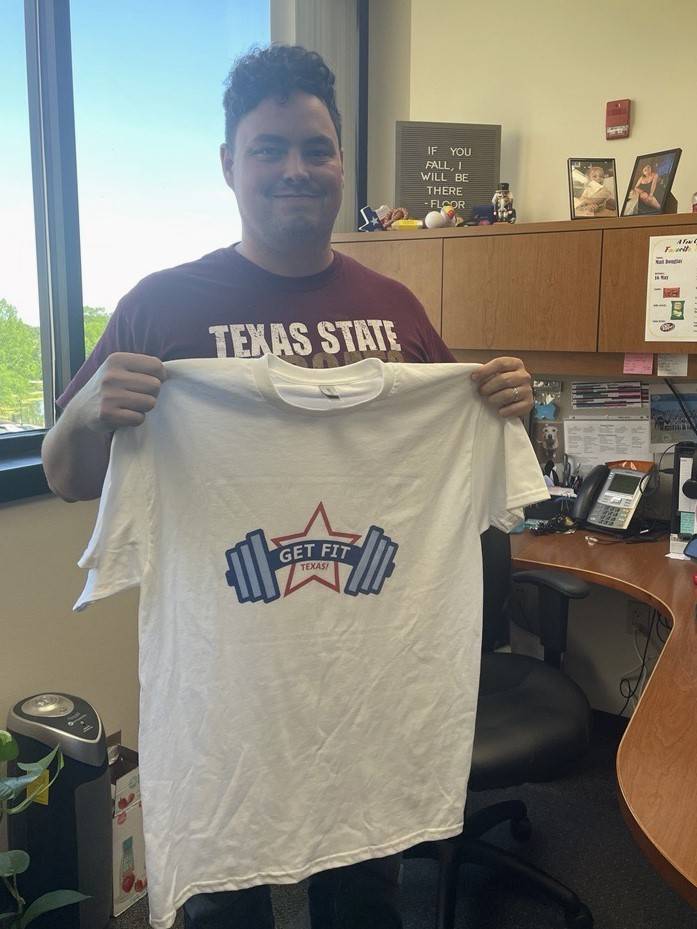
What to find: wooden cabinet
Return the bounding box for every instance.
[332,238,442,333]
[333,214,697,375]
[599,221,697,352]
[442,230,601,351]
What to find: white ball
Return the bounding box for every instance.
[424,210,446,228]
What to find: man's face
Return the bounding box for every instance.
[221,91,344,252]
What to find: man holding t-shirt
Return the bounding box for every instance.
[43,44,534,929]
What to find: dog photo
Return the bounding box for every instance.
[531,419,565,466]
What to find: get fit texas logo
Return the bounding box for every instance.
[224,503,398,604]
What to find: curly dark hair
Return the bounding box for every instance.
[223,44,342,150]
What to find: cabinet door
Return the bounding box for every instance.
[333,239,442,332]
[442,231,602,351]
[599,222,697,352]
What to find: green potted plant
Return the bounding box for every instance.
[0,729,89,929]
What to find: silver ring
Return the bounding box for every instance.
[512,386,520,403]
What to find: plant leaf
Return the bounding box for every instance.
[7,754,65,815]
[16,746,60,775]
[0,733,19,763]
[0,775,43,806]
[19,891,90,929]
[0,851,30,878]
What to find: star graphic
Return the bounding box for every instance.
[270,502,360,596]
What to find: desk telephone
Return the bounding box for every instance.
[572,464,649,534]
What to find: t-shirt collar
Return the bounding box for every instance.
[252,353,397,416]
[226,243,343,293]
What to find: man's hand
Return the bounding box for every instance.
[471,356,533,417]
[42,352,167,502]
[79,353,167,432]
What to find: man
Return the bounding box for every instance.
[43,44,534,929]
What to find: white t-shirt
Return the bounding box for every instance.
[75,355,548,929]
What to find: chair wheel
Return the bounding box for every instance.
[510,816,532,841]
[564,903,593,928]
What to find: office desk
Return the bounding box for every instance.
[510,531,697,907]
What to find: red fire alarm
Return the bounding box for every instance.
[606,99,631,140]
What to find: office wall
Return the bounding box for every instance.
[1,496,140,748]
[271,0,359,232]
[368,0,680,712]
[367,0,411,209]
[370,0,697,222]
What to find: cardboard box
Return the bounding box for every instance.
[108,733,148,916]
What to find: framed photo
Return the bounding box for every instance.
[621,148,682,216]
[531,419,564,467]
[568,158,618,219]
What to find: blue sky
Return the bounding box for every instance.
[1,1,269,324]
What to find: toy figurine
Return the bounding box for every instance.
[377,205,410,228]
[359,204,412,232]
[492,183,516,223]
[359,206,383,232]
[424,203,460,229]
[424,210,446,228]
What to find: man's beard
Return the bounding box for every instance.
[261,208,336,248]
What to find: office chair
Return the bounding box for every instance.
[405,526,594,928]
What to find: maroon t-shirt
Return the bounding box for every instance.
[57,246,456,408]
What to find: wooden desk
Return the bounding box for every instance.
[510,531,697,907]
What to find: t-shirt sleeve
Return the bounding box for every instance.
[471,403,549,533]
[401,286,456,363]
[421,317,457,363]
[73,426,150,611]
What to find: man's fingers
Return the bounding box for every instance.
[497,399,533,418]
[476,370,530,397]
[101,368,164,398]
[471,356,525,382]
[485,383,533,408]
[108,352,167,381]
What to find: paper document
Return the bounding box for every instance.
[656,354,689,377]
[563,418,651,471]
[645,235,697,340]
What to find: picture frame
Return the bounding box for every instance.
[621,148,682,216]
[567,158,619,220]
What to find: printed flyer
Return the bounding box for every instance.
[645,234,697,340]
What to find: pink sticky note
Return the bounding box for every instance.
[623,353,653,375]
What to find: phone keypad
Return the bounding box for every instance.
[592,504,631,528]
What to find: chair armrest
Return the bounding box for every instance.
[511,569,591,668]
[512,569,590,600]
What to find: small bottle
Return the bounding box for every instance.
[692,191,697,213]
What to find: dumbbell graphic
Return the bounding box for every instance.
[224,525,398,604]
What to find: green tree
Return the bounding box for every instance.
[0,299,42,426]
[0,300,111,427]
[82,305,111,356]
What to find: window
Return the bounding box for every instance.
[70,0,270,322]
[0,0,269,501]
[0,3,45,433]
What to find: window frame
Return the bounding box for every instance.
[1,0,85,503]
